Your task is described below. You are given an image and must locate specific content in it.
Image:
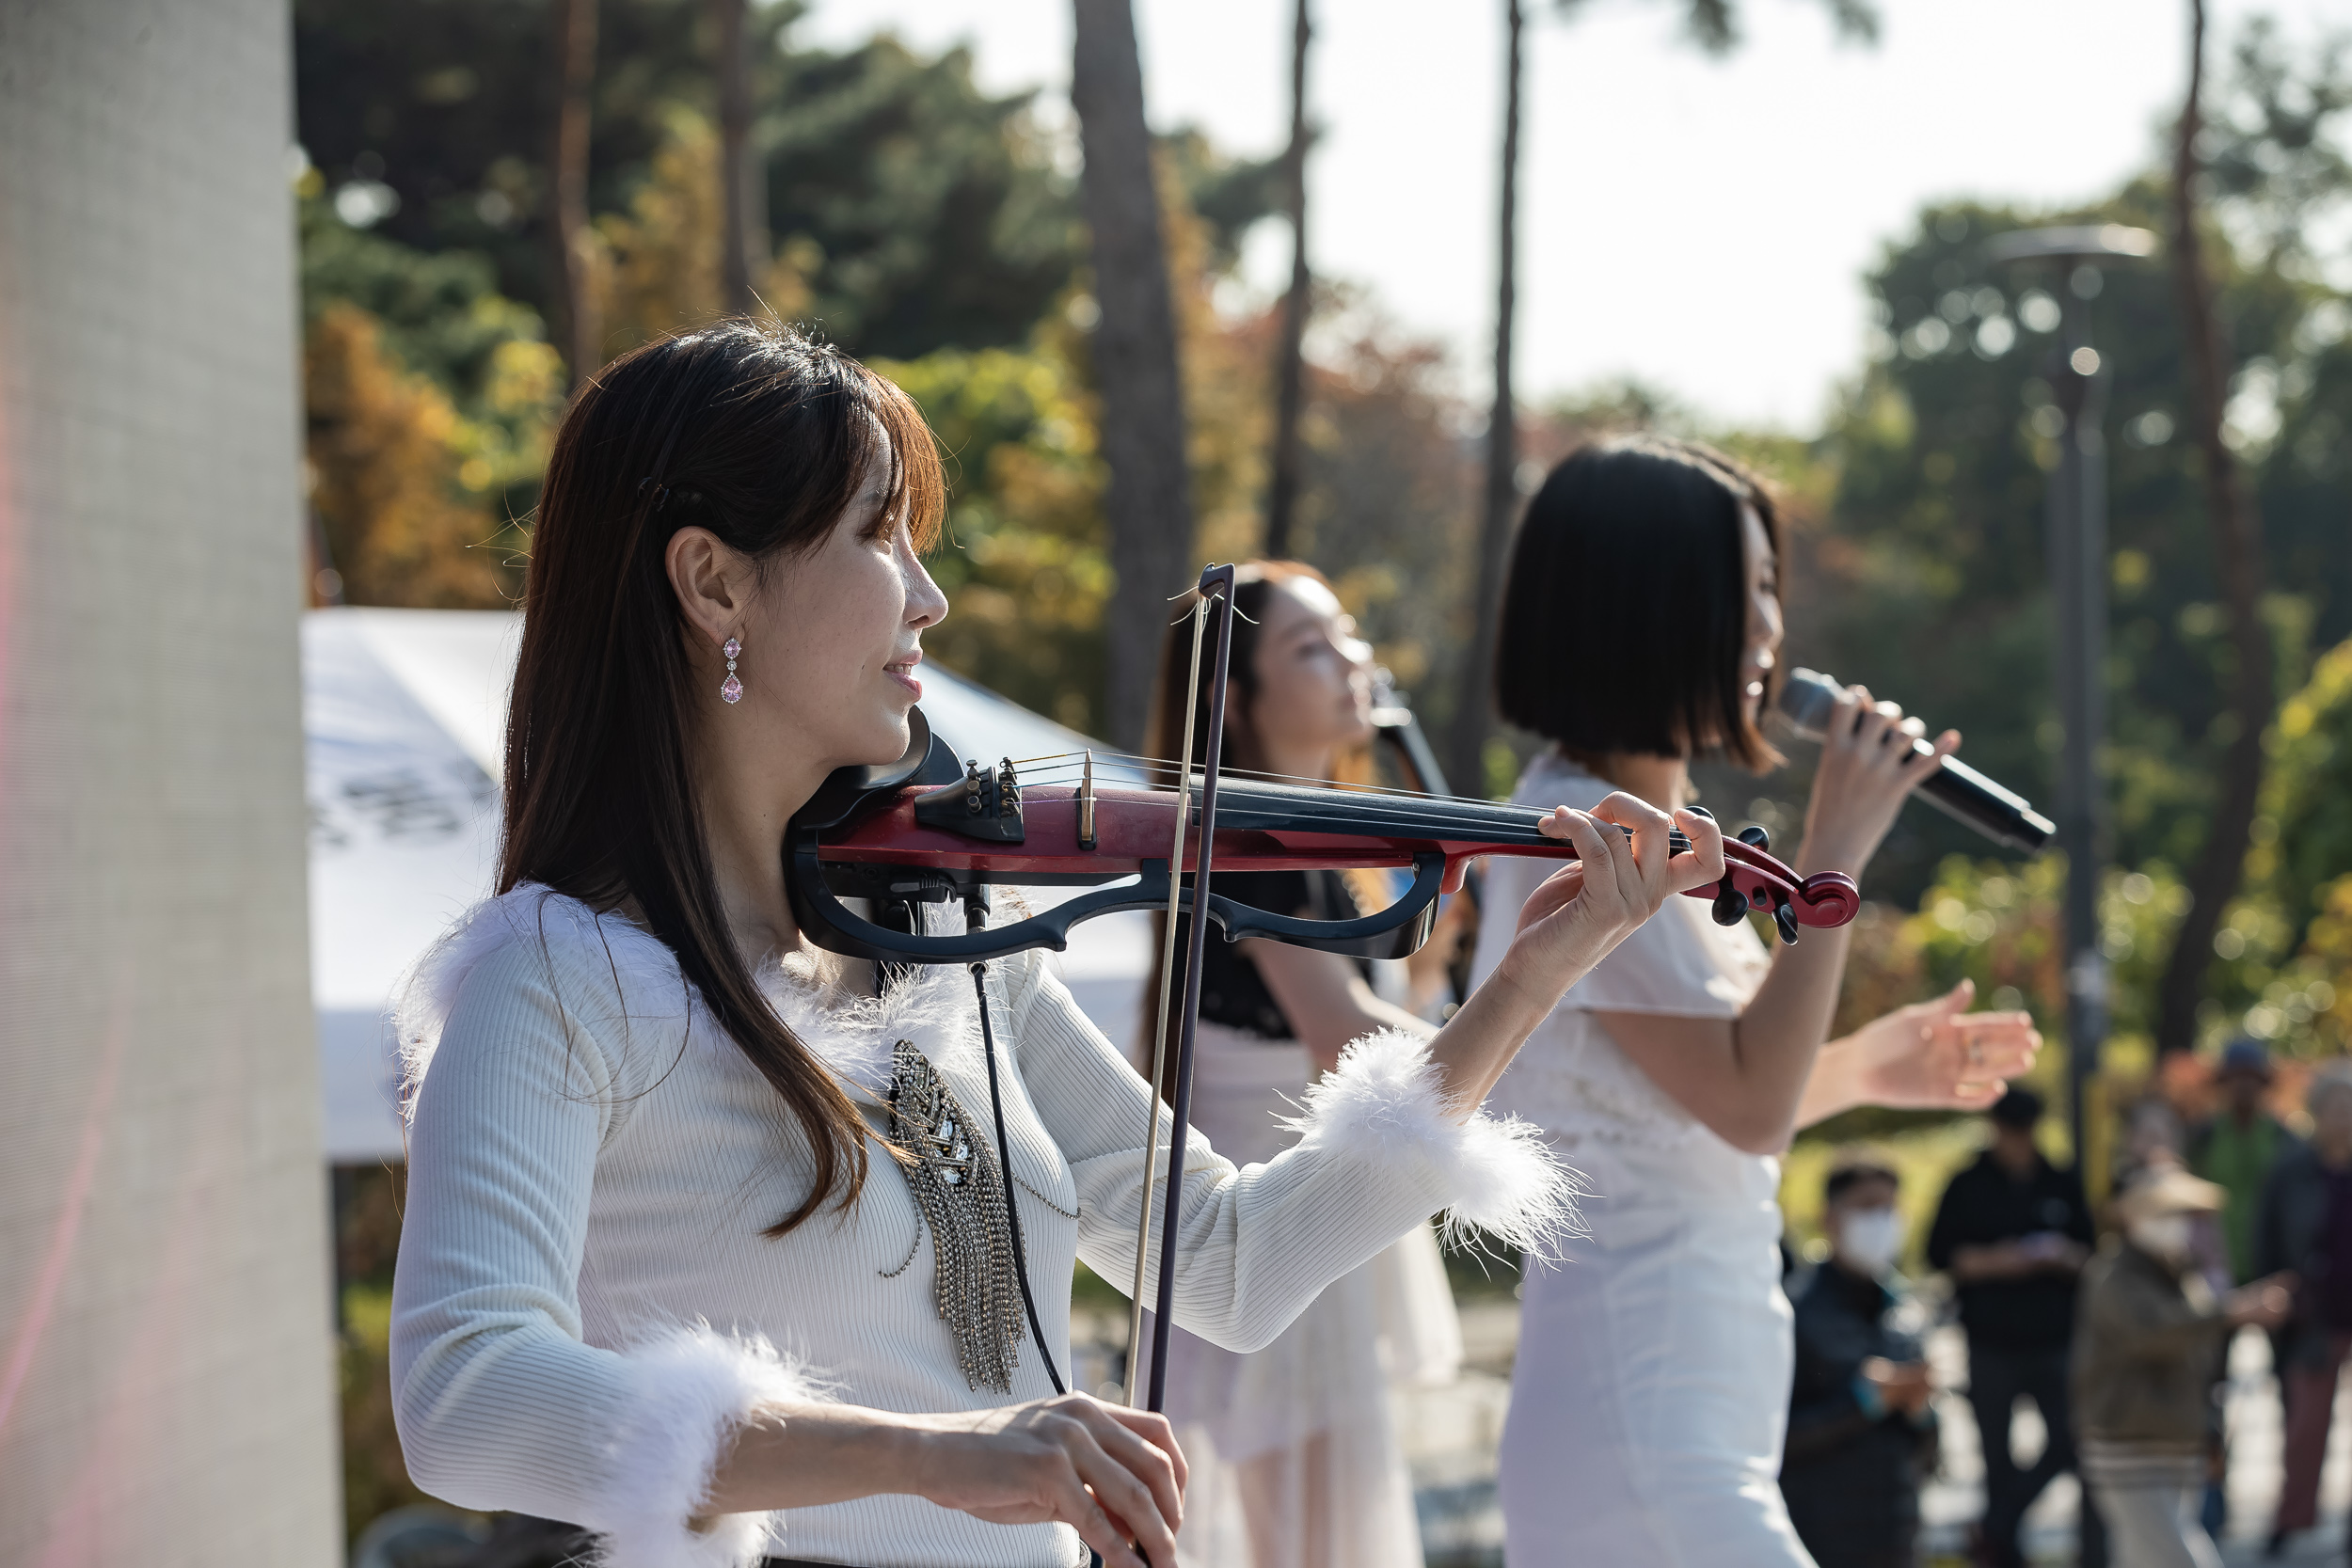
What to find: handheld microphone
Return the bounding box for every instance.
[1777,669,2055,853]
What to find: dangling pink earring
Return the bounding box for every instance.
[721,637,743,704]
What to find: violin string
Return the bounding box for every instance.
[997,758,1708,857]
[979,749,1740,877]
[1011,758,1594,834]
[1009,751,1561,828]
[1002,745,1757,849]
[1016,775,1550,843]
[1005,745,1448,796]
[1008,748,1486,807]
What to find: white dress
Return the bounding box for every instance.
[1160,1013,1463,1568]
[1469,754,1814,1567]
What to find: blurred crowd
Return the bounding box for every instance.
[1779,1046,2352,1568]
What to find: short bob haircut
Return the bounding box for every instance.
[1495,435,1782,770]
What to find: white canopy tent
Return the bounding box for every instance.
[306,608,1152,1163]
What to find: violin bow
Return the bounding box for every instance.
[1120,563,1239,1412]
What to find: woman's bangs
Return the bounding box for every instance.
[862,373,946,550]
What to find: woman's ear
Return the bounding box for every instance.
[1222,676,1250,732]
[665,526,750,645]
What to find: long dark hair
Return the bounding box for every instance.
[502,319,944,1235]
[1495,435,1783,771]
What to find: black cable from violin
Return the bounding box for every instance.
[956,880,1070,1399]
[971,961,1067,1397]
[877,888,1068,1397]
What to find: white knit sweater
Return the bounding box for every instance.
[389,887,1572,1568]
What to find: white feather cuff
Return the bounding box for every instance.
[1279,1029,1586,1258]
[590,1324,830,1568]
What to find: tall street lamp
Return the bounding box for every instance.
[1987,223,2155,1179]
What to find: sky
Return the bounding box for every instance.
[803,0,2348,434]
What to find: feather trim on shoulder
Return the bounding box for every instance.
[754,946,984,1098]
[394,884,687,1119]
[397,883,1011,1114]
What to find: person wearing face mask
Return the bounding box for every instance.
[1780,1152,1938,1568]
[1142,562,1473,1568]
[1467,436,2043,1566]
[2074,1169,2293,1568]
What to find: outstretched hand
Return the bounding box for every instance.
[1497,792,1726,1013]
[1830,978,2041,1113]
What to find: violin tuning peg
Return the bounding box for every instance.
[1772,900,1800,946]
[1711,878,1749,927]
[1737,824,1771,852]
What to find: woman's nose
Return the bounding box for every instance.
[906,560,948,627]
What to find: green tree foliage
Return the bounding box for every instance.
[874,151,1286,737]
[300,187,564,606]
[1798,31,2352,908]
[1841,858,2183,1053]
[877,319,1112,734]
[2259,637,2352,944]
[763,34,1085,356]
[1157,128,1285,277]
[294,0,566,304]
[293,3,1286,619]
[294,0,1089,362]
[1287,310,1481,732]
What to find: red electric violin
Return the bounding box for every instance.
[784,563,1859,1418]
[785,713,1859,964]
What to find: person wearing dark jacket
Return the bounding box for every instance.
[1926,1087,2097,1568]
[2074,1167,2291,1568]
[1783,1152,1937,1568]
[2253,1066,2352,1553]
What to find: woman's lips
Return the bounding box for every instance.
[885,656,923,698]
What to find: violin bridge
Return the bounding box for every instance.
[913,756,1027,844]
[1077,749,1097,850]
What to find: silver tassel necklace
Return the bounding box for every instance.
[881,1037,1025,1393]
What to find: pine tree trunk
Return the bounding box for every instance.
[547,0,599,387]
[1073,0,1194,752]
[2156,0,2273,1053]
[710,0,766,317]
[1263,0,1313,562]
[1447,0,1524,797]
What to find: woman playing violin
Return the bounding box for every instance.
[387,322,1727,1568]
[1467,436,2042,1567]
[1143,562,1464,1568]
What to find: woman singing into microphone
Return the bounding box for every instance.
[1467,436,2042,1567]
[388,323,1724,1568]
